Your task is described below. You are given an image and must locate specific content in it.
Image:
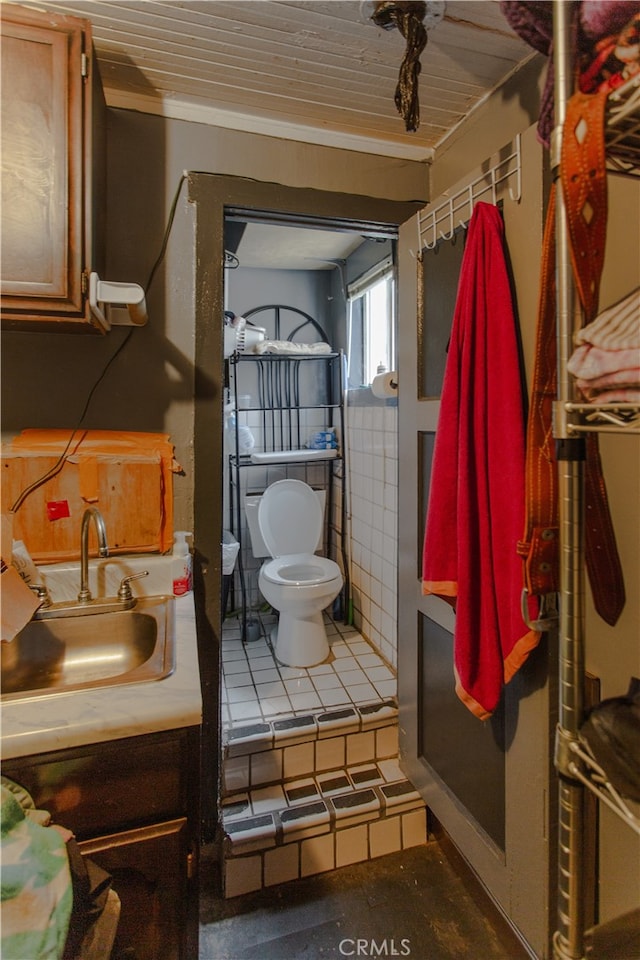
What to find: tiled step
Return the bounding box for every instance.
[222,700,399,797]
[221,755,427,898]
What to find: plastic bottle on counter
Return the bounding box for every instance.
[172,531,193,596]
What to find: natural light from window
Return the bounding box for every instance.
[364,274,394,384]
[348,265,395,388]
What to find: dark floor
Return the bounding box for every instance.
[199,839,532,960]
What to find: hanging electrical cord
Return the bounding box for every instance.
[10,173,189,514]
[144,174,186,294]
[10,330,133,512]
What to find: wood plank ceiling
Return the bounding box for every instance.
[14,0,535,160]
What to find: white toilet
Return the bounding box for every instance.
[257,479,343,668]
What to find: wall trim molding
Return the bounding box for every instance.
[105,88,434,163]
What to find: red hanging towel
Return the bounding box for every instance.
[421,202,539,720]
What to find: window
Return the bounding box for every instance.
[347,258,395,389]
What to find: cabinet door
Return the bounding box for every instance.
[2,728,200,960]
[80,818,195,960]
[1,729,197,839]
[0,6,104,330]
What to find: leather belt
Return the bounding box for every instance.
[519,88,625,628]
[561,89,607,325]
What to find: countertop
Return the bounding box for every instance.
[1,556,202,760]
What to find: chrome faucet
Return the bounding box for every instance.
[78,507,109,603]
[31,507,148,620]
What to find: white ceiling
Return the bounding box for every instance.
[231,221,369,269]
[14,0,535,162]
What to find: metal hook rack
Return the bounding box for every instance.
[417,134,521,251]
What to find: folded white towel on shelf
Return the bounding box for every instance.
[568,345,640,381]
[252,340,332,355]
[574,287,640,351]
[250,449,337,464]
[568,287,640,402]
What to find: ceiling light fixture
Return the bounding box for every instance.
[369,1,445,132]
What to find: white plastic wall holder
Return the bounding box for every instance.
[89,272,148,331]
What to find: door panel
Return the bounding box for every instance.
[418,233,465,399]
[419,609,506,850]
[397,149,554,957]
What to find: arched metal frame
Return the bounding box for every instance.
[243,303,329,343]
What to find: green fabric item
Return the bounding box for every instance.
[1,779,72,960]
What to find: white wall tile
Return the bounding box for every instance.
[402,809,427,849]
[369,816,402,859]
[346,731,375,766]
[376,725,399,759]
[300,833,335,876]
[224,756,250,794]
[251,749,283,786]
[336,824,369,868]
[315,736,345,771]
[224,855,263,898]
[264,844,300,887]
[283,741,315,779]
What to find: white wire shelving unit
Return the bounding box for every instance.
[551,10,640,960]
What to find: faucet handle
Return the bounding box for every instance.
[29,584,52,607]
[117,571,149,602]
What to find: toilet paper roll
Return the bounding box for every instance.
[371,371,398,399]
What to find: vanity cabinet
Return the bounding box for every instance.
[2,727,200,960]
[0,4,106,332]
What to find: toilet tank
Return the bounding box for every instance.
[245,489,326,557]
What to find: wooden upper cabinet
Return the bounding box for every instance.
[1,4,106,331]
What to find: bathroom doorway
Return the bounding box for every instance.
[188,173,420,845]
[222,211,396,637]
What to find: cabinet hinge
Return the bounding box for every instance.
[81,52,89,79]
[186,851,195,880]
[81,271,89,296]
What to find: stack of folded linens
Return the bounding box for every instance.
[568,287,640,403]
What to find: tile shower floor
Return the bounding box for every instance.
[221,613,396,728]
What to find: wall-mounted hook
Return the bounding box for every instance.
[438,198,455,240]
[508,134,522,202]
[458,184,475,230]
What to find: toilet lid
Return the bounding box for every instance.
[258,480,322,558]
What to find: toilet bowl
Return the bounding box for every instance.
[257,479,342,668]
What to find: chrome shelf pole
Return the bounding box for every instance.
[551,2,587,958]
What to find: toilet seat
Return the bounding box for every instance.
[258,479,323,558]
[261,553,340,586]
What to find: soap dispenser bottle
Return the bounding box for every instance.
[172,531,193,596]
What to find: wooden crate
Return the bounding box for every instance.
[2,430,180,562]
